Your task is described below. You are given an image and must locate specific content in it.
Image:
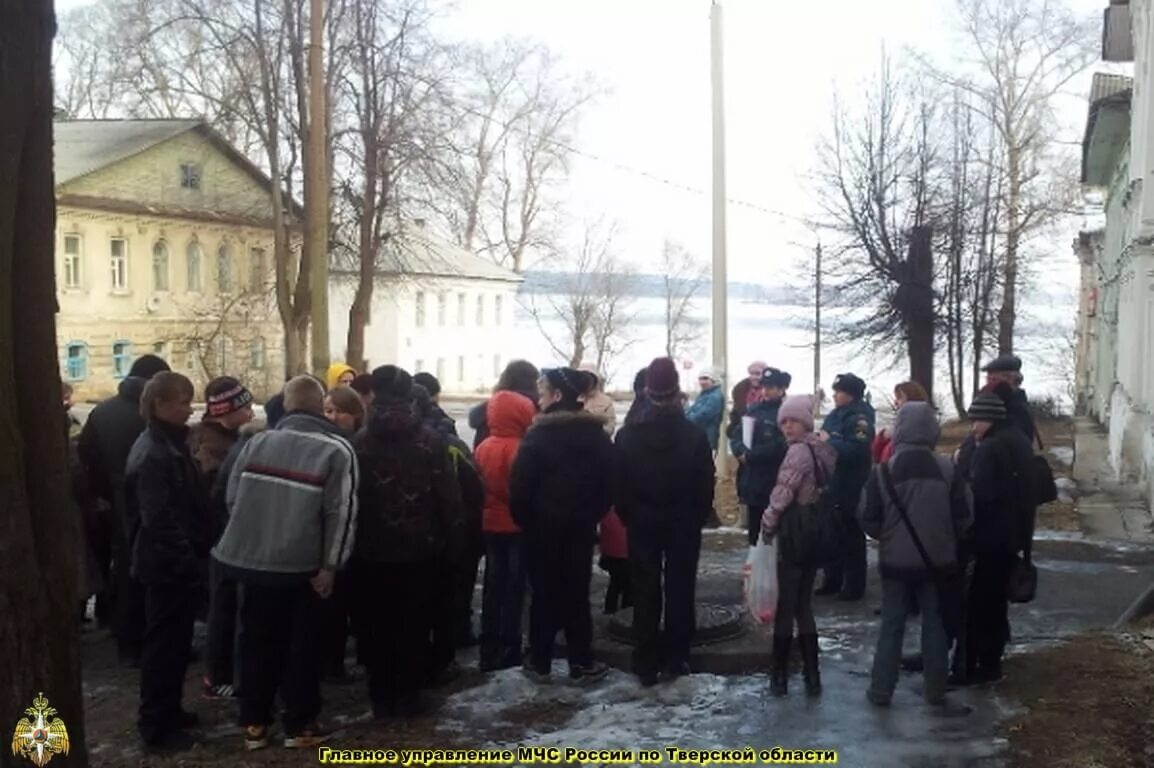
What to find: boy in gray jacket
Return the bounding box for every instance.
[858,402,972,708]
[213,376,358,751]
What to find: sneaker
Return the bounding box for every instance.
[569,660,610,682]
[202,679,237,701]
[243,724,271,751]
[284,724,334,749]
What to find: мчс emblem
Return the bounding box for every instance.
[11,693,70,767]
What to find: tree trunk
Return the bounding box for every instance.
[906,225,935,401]
[0,2,90,765]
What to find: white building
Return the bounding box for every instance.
[1077,0,1154,508]
[328,221,523,394]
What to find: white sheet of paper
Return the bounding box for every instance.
[742,415,756,449]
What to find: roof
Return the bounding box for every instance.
[371,223,522,284]
[1082,73,1132,186]
[53,119,302,217]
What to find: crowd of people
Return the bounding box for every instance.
[66,348,1043,751]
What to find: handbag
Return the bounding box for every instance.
[777,445,842,565]
[879,463,963,638]
[1007,541,1038,604]
[1032,433,1058,506]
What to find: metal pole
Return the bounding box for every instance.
[814,241,822,398]
[308,0,330,376]
[710,0,729,483]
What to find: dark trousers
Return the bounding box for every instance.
[238,581,324,731]
[206,560,239,687]
[430,556,457,676]
[138,582,197,743]
[601,556,632,614]
[630,523,701,676]
[820,504,867,597]
[115,549,145,662]
[746,505,762,547]
[455,551,481,641]
[88,503,117,626]
[481,533,527,667]
[526,529,595,671]
[774,560,818,638]
[322,572,355,676]
[355,559,436,707]
[966,552,1014,677]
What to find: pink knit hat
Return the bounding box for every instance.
[777,394,815,432]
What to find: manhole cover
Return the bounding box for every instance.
[607,603,746,646]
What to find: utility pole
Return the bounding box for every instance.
[814,241,822,399]
[710,0,729,483]
[307,0,330,376]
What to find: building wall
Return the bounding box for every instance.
[59,131,275,221]
[329,275,521,393]
[56,204,283,401]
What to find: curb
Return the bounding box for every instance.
[1115,580,1154,628]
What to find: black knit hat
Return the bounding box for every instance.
[968,392,1007,422]
[645,357,681,399]
[760,367,792,391]
[542,367,586,402]
[204,376,254,418]
[371,365,413,401]
[832,373,866,400]
[128,354,171,380]
[413,372,441,399]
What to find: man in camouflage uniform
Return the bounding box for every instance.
[815,373,876,602]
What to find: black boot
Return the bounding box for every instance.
[800,634,821,697]
[770,635,791,697]
[814,569,842,596]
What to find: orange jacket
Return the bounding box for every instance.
[475,391,537,533]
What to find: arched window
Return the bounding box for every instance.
[217,243,233,294]
[187,241,202,293]
[152,241,170,292]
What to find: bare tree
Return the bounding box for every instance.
[525,220,636,372]
[660,239,708,359]
[919,0,1097,355]
[815,54,939,398]
[435,40,598,272]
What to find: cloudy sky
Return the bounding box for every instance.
[56,0,1125,288]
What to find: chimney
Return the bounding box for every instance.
[413,218,426,229]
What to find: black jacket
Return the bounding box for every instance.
[353,399,464,563]
[613,403,715,531]
[1002,385,1037,444]
[970,422,1037,557]
[446,433,486,558]
[125,421,209,586]
[508,406,614,535]
[729,397,788,509]
[77,376,148,525]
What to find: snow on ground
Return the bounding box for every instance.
[1049,446,1075,466]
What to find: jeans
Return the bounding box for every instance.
[869,579,949,704]
[138,583,197,743]
[774,560,818,638]
[480,534,527,667]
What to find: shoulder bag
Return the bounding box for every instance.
[777,445,843,565]
[1032,432,1058,506]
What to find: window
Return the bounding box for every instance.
[476,294,485,326]
[152,241,170,292]
[186,241,202,292]
[186,341,202,372]
[436,358,445,381]
[457,293,467,326]
[458,356,466,383]
[110,238,128,291]
[249,247,266,290]
[250,338,266,370]
[217,243,233,293]
[64,342,88,382]
[112,341,132,379]
[153,341,169,359]
[495,294,504,326]
[63,234,82,289]
[437,292,448,326]
[415,292,426,327]
[493,354,502,378]
[217,337,234,372]
[180,163,201,190]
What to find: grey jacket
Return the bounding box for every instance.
[858,403,972,581]
[213,411,358,584]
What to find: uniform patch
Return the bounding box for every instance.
[853,418,870,441]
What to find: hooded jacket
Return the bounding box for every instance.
[353,399,465,562]
[475,392,536,534]
[613,402,715,531]
[470,388,537,449]
[77,376,149,523]
[326,363,356,391]
[763,433,837,533]
[821,398,877,511]
[508,406,615,535]
[728,396,788,509]
[214,411,358,584]
[857,403,973,581]
[686,384,724,450]
[125,421,209,586]
[970,421,1037,556]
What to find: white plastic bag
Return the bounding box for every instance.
[742,536,779,624]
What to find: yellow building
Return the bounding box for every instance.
[54,119,289,401]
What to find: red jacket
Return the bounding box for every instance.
[476,391,537,534]
[871,429,894,464]
[599,510,628,559]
